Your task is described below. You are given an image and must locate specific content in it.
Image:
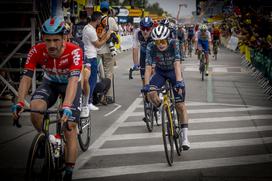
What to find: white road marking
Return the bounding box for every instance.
[75,98,142,170]
[213,67,228,72]
[108,125,272,141]
[73,154,272,179]
[120,114,272,127]
[130,107,272,117]
[92,137,272,156]
[104,103,122,117]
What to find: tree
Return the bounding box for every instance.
[146,2,164,16]
[121,0,148,8]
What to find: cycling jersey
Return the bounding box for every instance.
[195,30,211,42]
[24,42,83,84]
[146,39,180,71]
[212,28,220,40]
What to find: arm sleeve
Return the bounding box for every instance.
[145,43,153,66]
[132,29,140,48]
[24,46,38,77]
[69,48,83,77]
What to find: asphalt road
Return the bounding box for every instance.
[0,48,272,181]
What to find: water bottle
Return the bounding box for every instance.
[49,134,61,158]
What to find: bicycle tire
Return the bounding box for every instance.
[144,100,154,132]
[161,105,174,166]
[25,133,52,181]
[171,106,182,156]
[78,116,91,152]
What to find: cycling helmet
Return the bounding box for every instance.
[42,17,65,35]
[151,25,170,40]
[100,1,109,10]
[160,19,170,27]
[140,17,153,28]
[200,24,207,31]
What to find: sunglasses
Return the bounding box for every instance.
[140,27,151,31]
[155,39,168,46]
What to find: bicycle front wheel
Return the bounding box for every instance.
[78,116,91,152]
[161,105,174,166]
[144,100,154,132]
[25,133,52,181]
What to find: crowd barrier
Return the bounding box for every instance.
[119,35,133,51]
[223,33,272,100]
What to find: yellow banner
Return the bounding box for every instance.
[129,9,142,17]
[76,0,86,5]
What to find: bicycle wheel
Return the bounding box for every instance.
[144,100,154,132]
[25,133,52,181]
[78,116,91,151]
[161,105,174,166]
[171,105,182,156]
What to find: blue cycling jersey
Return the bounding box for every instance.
[145,39,181,71]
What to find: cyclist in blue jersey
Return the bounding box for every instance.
[144,25,190,150]
[132,17,153,84]
[195,24,212,76]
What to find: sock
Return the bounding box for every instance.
[181,127,188,140]
[65,162,75,174]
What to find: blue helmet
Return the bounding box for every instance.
[42,17,65,35]
[100,1,109,10]
[140,17,153,28]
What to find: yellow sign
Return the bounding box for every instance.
[76,0,86,5]
[129,9,142,17]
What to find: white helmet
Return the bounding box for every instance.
[200,24,207,31]
[151,25,170,40]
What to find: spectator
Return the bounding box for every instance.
[97,1,119,104]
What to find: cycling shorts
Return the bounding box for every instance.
[31,79,82,122]
[150,68,185,103]
[197,39,209,53]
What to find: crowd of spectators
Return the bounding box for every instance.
[219,6,272,55]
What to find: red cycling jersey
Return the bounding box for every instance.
[24,42,83,83]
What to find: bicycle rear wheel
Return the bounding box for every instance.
[25,133,52,181]
[78,116,91,151]
[144,100,154,132]
[161,105,174,166]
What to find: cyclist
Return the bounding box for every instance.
[177,24,186,60]
[132,16,153,85]
[187,24,195,56]
[211,24,221,54]
[12,17,83,181]
[143,25,190,150]
[195,24,212,76]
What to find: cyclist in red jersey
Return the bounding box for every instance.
[12,17,83,180]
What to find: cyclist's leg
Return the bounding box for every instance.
[148,70,165,107]
[202,41,210,74]
[63,82,81,179]
[168,71,190,149]
[82,61,91,106]
[30,81,59,132]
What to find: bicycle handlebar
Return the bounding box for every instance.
[13,109,71,131]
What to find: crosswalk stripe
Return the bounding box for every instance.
[73,154,272,179]
[109,125,272,141]
[92,137,272,156]
[130,107,272,117]
[213,67,228,72]
[136,102,249,108]
[120,114,272,127]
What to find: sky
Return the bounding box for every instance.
[147,0,196,18]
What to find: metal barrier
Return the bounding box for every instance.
[240,45,272,101]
